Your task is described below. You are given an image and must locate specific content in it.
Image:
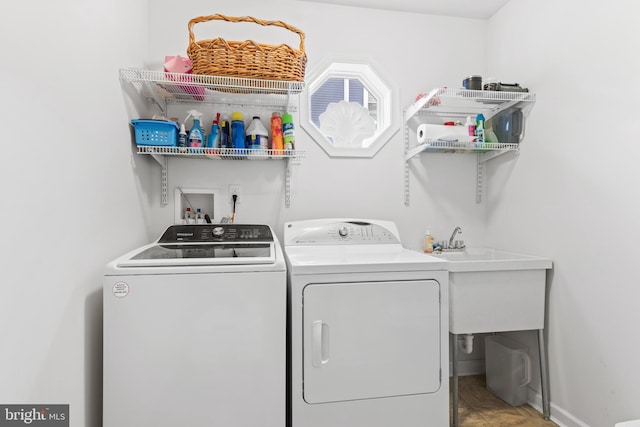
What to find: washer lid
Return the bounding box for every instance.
[126,242,274,265]
[108,224,279,269]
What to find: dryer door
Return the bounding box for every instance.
[302,280,441,404]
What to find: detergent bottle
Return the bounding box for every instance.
[246,116,269,152]
[231,112,246,150]
[186,110,204,148]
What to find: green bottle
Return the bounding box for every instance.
[282,113,295,151]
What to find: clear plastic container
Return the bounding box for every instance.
[484,335,531,406]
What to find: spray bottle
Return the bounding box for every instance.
[177,123,188,148]
[185,110,204,148]
[207,113,221,150]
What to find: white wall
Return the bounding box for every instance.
[0,0,151,426]
[488,1,640,426]
[145,0,491,250]
[8,1,637,426]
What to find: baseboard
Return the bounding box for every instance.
[527,389,590,427]
[449,359,485,377]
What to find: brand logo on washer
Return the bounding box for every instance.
[112,282,130,298]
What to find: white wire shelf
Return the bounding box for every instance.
[405,87,536,123]
[120,68,305,110]
[404,141,519,161]
[137,146,306,161]
[403,86,536,206]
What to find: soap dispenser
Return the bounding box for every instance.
[423,227,434,254]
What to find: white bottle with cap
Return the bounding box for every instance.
[465,116,476,137]
[246,116,269,150]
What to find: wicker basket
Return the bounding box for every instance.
[187,14,307,82]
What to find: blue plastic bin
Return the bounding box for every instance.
[131,119,179,146]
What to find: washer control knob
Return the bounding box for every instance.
[212,227,225,237]
[338,226,348,237]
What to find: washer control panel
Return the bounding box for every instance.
[285,220,400,245]
[158,224,273,243]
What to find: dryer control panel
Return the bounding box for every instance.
[285,220,400,246]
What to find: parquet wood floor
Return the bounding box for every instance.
[452,375,558,426]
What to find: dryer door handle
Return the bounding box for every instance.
[311,320,330,367]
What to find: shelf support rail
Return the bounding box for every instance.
[149,154,169,205]
[403,121,411,206]
[285,159,292,208]
[476,155,484,204]
[403,87,447,123]
[142,81,168,115]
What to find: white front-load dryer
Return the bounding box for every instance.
[284,219,449,427]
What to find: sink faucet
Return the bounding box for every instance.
[449,226,463,248]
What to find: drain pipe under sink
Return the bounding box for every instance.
[458,333,475,354]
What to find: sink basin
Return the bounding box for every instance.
[435,248,552,334]
[435,247,552,272]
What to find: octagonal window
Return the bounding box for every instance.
[301,61,398,158]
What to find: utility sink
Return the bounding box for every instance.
[434,248,552,334]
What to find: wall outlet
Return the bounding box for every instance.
[229,184,241,205]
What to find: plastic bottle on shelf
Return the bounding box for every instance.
[206,113,221,151]
[246,116,269,156]
[475,113,485,144]
[282,113,296,152]
[271,112,284,155]
[231,112,246,154]
[465,116,476,137]
[423,227,434,254]
[220,119,230,150]
[177,123,188,148]
[187,110,205,149]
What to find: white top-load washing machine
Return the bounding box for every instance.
[284,219,449,427]
[103,224,286,427]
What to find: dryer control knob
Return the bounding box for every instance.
[212,227,225,237]
[338,226,348,237]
